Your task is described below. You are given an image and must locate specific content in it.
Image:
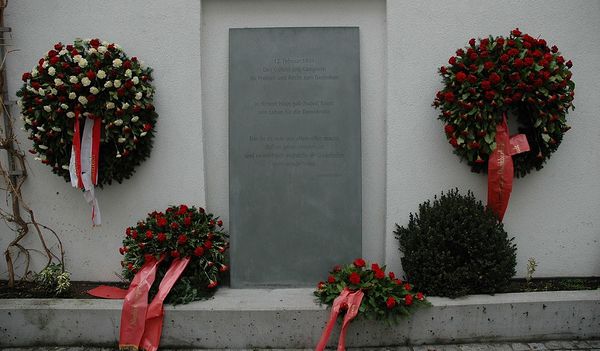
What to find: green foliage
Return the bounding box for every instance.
[314,259,430,324]
[395,189,517,297]
[34,263,71,297]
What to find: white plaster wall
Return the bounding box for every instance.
[201,0,387,264]
[386,0,600,277]
[1,0,205,281]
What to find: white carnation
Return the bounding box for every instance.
[73,55,82,62]
[60,103,68,109]
[117,137,126,143]
[131,116,139,123]
[122,102,130,110]
[81,77,91,87]
[17,99,23,107]
[43,105,52,112]
[90,86,99,95]
[69,76,79,84]
[38,88,45,96]
[51,88,58,95]
[104,81,113,88]
[66,112,75,118]
[48,67,56,76]
[78,96,88,105]
[135,92,142,100]
[41,61,49,68]
[88,48,97,54]
[97,70,106,79]
[78,58,88,68]
[112,58,122,68]
[98,46,107,54]
[125,69,132,77]
[31,68,38,77]
[69,92,76,100]
[54,78,63,86]
[59,49,68,56]
[114,119,123,126]
[106,102,115,109]
[132,76,139,85]
[52,126,62,132]
[37,126,45,132]
[113,80,121,88]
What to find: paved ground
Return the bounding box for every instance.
[1,339,599,351]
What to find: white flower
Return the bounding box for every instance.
[78,96,88,105]
[88,48,97,54]
[118,137,126,143]
[139,60,146,68]
[43,105,52,112]
[61,165,69,170]
[106,102,115,109]
[114,119,123,126]
[125,69,132,77]
[48,67,56,76]
[113,43,121,50]
[51,88,58,95]
[31,68,38,77]
[52,127,62,132]
[38,145,48,150]
[122,102,130,110]
[41,61,49,68]
[113,58,122,68]
[132,76,139,85]
[113,80,122,88]
[69,76,79,84]
[140,132,147,137]
[17,99,23,107]
[78,58,88,68]
[73,55,82,62]
[59,49,68,56]
[66,112,75,118]
[54,78,63,86]
[38,88,45,96]
[25,118,31,125]
[69,92,76,100]
[131,116,139,123]
[37,126,45,132]
[102,41,109,46]
[90,86,99,95]
[98,46,107,54]
[135,92,142,100]
[81,77,91,86]
[97,70,106,79]
[60,103,69,109]
[104,81,113,88]
[115,153,122,158]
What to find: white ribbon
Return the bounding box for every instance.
[69,117,102,226]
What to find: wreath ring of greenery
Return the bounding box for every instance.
[17,38,157,186]
[433,28,575,177]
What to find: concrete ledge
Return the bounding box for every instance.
[1,289,599,348]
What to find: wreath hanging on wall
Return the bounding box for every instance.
[433,28,574,177]
[17,38,157,187]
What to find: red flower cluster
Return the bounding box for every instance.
[315,259,429,322]
[434,29,575,177]
[120,205,228,291]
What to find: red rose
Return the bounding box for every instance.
[371,263,381,271]
[353,258,366,268]
[117,87,126,97]
[145,230,154,239]
[467,74,477,84]
[89,39,101,48]
[207,280,218,289]
[203,240,213,249]
[566,60,573,68]
[177,234,187,245]
[375,269,385,280]
[416,292,424,301]
[483,61,494,71]
[170,222,179,230]
[496,37,505,47]
[119,247,125,255]
[193,246,205,256]
[317,282,325,290]
[22,72,32,81]
[143,123,152,132]
[489,72,501,85]
[327,275,335,283]
[443,124,455,135]
[217,220,223,227]
[481,80,492,90]
[386,296,396,309]
[524,57,534,67]
[449,137,458,148]
[209,220,216,227]
[157,232,167,242]
[170,250,180,258]
[54,42,63,50]
[184,216,192,227]
[219,264,229,273]
[388,271,395,280]
[333,265,342,273]
[86,70,96,80]
[456,48,464,57]
[440,66,447,74]
[127,263,134,271]
[448,56,457,65]
[444,91,455,103]
[349,272,361,285]
[404,283,412,291]
[131,230,138,239]
[455,71,467,82]
[177,204,189,215]
[123,60,132,69]
[469,52,478,61]
[125,80,134,89]
[469,38,476,47]
[405,294,413,306]
[49,56,60,65]
[480,38,489,48]
[511,28,522,37]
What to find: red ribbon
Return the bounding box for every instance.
[316,288,364,351]
[87,257,190,351]
[72,110,83,189]
[487,113,530,221]
[91,115,101,185]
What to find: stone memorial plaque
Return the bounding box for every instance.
[229,27,361,287]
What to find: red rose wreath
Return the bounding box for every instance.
[433,29,574,219]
